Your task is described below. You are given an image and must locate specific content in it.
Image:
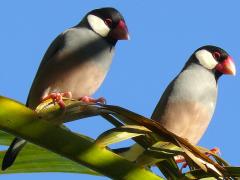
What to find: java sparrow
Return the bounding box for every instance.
[2,7,129,170]
[122,45,236,161]
[152,45,235,144]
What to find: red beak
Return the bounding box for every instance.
[216,56,236,75]
[109,20,130,40]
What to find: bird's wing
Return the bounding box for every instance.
[26,31,66,107]
[37,32,66,71]
[151,79,176,121]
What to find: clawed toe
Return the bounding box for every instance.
[79,96,106,104]
[41,92,72,109]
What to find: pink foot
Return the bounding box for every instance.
[41,92,72,109]
[78,96,106,104]
[205,147,220,156]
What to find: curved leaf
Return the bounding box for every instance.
[96,125,151,147]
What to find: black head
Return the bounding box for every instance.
[86,7,129,45]
[188,45,236,79]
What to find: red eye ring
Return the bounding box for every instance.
[104,18,112,26]
[213,51,221,59]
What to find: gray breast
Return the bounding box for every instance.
[152,64,218,144]
[170,64,217,109]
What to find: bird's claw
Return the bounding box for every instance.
[79,96,106,104]
[41,92,72,109]
[206,147,221,156]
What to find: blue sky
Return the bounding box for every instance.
[0,1,239,179]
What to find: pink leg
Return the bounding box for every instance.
[78,96,106,104]
[41,92,72,109]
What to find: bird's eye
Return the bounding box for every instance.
[104,18,112,27]
[212,51,221,60]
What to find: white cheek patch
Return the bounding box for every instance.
[195,49,218,70]
[87,14,110,37]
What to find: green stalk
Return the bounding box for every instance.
[0,96,162,180]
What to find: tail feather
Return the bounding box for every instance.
[2,137,27,170]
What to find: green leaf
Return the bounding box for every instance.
[0,130,97,175]
[0,146,98,175]
[0,131,14,145]
[145,146,182,159]
[0,96,162,180]
[156,159,181,180]
[1,96,237,179]
[134,141,183,167]
[96,125,151,147]
[99,104,227,176]
[184,166,240,179]
[225,166,240,177]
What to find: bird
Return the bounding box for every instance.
[2,7,129,170]
[121,45,236,161]
[151,45,235,144]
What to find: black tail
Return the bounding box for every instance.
[2,137,27,170]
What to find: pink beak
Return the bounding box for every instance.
[109,20,130,40]
[216,56,236,75]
